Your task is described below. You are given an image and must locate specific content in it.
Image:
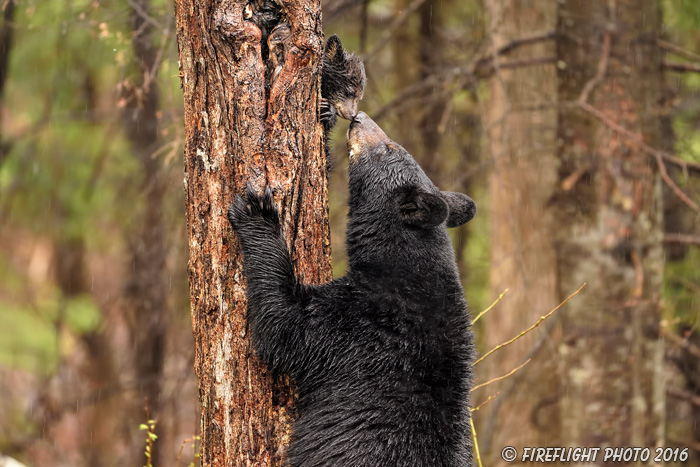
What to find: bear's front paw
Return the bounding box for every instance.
[228,183,281,235]
[320,98,338,131]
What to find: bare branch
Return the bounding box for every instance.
[661,326,700,360]
[663,62,700,74]
[579,102,700,216]
[657,39,700,63]
[664,233,700,246]
[472,288,509,325]
[362,0,428,61]
[470,392,500,413]
[469,418,484,467]
[667,388,700,408]
[474,283,587,366]
[471,359,531,392]
[578,30,612,105]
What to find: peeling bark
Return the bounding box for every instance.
[173,1,328,465]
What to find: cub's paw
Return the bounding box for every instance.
[320,98,338,131]
[227,183,281,235]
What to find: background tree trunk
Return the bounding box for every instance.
[555,0,665,454]
[173,1,329,465]
[480,0,560,459]
[122,1,169,465]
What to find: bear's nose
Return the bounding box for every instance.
[349,111,367,127]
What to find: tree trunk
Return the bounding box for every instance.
[0,0,16,166]
[480,0,560,458]
[172,1,329,465]
[555,0,665,455]
[122,1,169,464]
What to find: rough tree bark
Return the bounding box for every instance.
[555,0,665,455]
[481,0,560,458]
[173,1,329,465]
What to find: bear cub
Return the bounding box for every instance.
[265,24,366,168]
[228,112,476,467]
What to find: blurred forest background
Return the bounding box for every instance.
[1,0,700,466]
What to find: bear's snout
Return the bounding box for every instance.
[348,112,393,162]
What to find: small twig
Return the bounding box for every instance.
[580,102,700,216]
[490,30,557,58]
[661,327,700,360]
[664,233,700,246]
[667,388,700,408]
[471,359,531,392]
[469,30,557,76]
[657,39,700,63]
[470,392,500,413]
[474,283,587,366]
[472,289,509,325]
[176,436,199,467]
[362,0,428,61]
[663,62,700,74]
[578,30,612,105]
[470,417,484,467]
[126,0,165,31]
[372,76,439,122]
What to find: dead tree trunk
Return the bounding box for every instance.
[173,1,329,465]
[555,0,665,453]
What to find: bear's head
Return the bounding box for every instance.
[345,112,476,271]
[322,35,366,120]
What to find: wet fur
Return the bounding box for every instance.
[228,113,476,466]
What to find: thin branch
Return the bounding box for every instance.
[661,327,700,360]
[577,30,612,105]
[667,388,700,408]
[472,289,509,325]
[475,56,558,79]
[126,0,165,31]
[471,359,531,392]
[470,392,500,413]
[362,0,428,61]
[470,417,484,467]
[663,62,700,74]
[474,283,587,366]
[664,233,700,246]
[372,75,439,122]
[490,30,557,58]
[580,102,700,216]
[657,39,700,63]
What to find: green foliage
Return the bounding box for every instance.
[665,248,700,325]
[662,0,700,30]
[140,419,158,467]
[0,288,102,373]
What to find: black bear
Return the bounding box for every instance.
[320,34,366,134]
[228,112,476,467]
[320,34,366,171]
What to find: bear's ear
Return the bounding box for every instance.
[397,186,449,229]
[325,35,344,63]
[441,191,476,228]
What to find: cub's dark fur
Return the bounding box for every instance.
[228,112,476,467]
[244,1,365,166]
[321,35,366,170]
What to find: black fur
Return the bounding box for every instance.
[321,35,366,172]
[228,112,476,467]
